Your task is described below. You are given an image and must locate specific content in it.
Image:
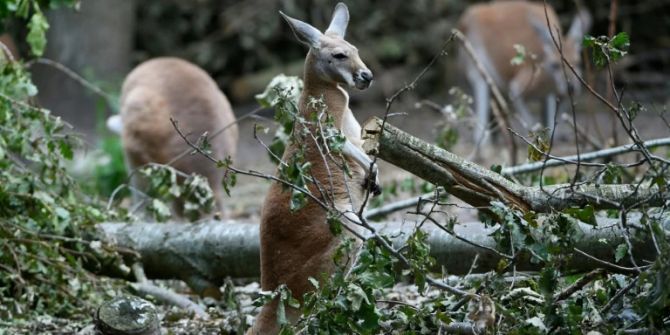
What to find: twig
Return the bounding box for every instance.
[503,136,670,175]
[573,248,642,274]
[25,58,117,107]
[452,28,517,163]
[365,192,436,220]
[0,39,15,62]
[600,276,639,314]
[553,268,606,302]
[414,211,514,260]
[130,262,210,319]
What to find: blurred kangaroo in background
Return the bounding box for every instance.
[458,0,591,143]
[249,3,379,334]
[112,57,238,218]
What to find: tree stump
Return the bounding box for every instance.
[95,296,161,335]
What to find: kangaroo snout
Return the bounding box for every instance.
[354,69,373,90]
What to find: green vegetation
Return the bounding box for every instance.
[0,1,669,334]
[0,1,124,320]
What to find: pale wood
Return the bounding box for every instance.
[362,117,665,212]
[95,296,160,335]
[99,217,658,280]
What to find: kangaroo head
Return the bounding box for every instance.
[280,3,373,90]
[530,8,591,96]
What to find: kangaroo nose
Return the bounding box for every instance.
[360,70,373,82]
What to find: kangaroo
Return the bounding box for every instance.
[458,0,591,143]
[117,57,238,218]
[249,3,379,334]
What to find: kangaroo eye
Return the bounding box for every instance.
[332,53,348,60]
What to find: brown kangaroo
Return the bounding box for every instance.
[458,0,591,142]
[249,3,379,334]
[117,57,238,218]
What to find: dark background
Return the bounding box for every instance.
[5,0,670,139]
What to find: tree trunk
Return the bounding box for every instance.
[361,117,665,212]
[98,218,658,281]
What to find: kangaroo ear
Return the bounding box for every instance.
[280,11,323,48]
[567,9,592,46]
[325,2,349,38]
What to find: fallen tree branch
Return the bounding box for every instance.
[362,117,667,212]
[553,268,606,302]
[130,262,210,319]
[366,135,670,219]
[503,136,670,175]
[98,218,657,281]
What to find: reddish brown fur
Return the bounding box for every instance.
[120,57,238,215]
[458,0,571,96]
[250,49,367,335]
[249,5,373,330]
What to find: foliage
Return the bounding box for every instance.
[0,2,668,333]
[0,30,124,324]
[0,0,80,56]
[583,32,630,68]
[242,20,670,332]
[138,164,216,222]
[435,87,471,151]
[255,74,302,165]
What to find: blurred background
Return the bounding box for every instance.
[3,0,666,136]
[2,0,669,213]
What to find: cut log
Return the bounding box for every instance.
[361,117,667,212]
[98,217,658,281]
[95,296,160,335]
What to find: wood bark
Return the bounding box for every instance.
[361,117,666,212]
[95,296,160,335]
[98,218,658,281]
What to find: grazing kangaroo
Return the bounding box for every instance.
[458,0,591,143]
[117,57,238,218]
[249,3,379,334]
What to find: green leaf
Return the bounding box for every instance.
[58,139,73,160]
[510,44,527,66]
[149,199,171,222]
[611,32,630,50]
[564,205,597,226]
[308,277,319,290]
[222,170,237,196]
[527,129,549,162]
[27,11,50,56]
[346,283,369,311]
[614,243,628,263]
[583,32,630,68]
[539,267,559,294]
[327,214,343,235]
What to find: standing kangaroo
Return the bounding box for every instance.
[249,3,379,334]
[458,0,591,143]
[117,57,238,218]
